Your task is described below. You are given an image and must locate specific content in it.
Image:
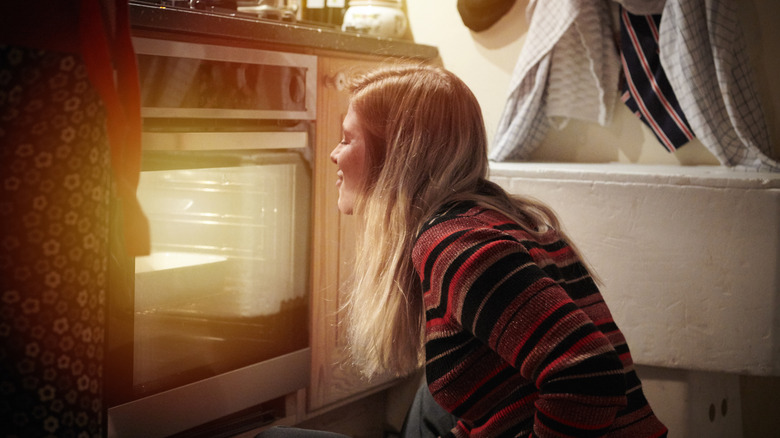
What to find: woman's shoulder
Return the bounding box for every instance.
[413,202,520,260]
[418,201,521,237]
[413,201,564,262]
[419,201,486,237]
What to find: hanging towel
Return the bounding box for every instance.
[619,7,694,152]
[490,0,620,162]
[658,0,779,171]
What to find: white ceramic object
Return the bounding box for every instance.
[342,1,407,38]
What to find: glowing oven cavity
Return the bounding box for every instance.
[133,162,310,396]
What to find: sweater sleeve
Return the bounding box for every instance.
[416,221,628,438]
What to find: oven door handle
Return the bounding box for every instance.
[141,131,308,151]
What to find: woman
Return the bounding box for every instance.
[330,65,668,437]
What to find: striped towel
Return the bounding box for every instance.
[620,7,695,152]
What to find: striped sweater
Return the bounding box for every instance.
[412,202,667,438]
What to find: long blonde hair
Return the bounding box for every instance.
[344,65,579,378]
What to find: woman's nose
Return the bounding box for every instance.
[330,145,339,164]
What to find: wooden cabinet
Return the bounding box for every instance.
[309,54,392,412]
[309,53,442,414]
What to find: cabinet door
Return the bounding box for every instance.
[310,55,395,411]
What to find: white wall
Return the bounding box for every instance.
[405,0,780,166]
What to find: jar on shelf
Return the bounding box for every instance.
[342,0,407,39]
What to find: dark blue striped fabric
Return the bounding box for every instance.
[620,7,695,152]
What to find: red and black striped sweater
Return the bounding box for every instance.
[412,202,667,438]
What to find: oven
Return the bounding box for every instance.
[107,38,316,437]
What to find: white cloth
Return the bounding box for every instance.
[490,0,620,162]
[658,0,779,171]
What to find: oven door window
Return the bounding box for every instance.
[133,151,310,397]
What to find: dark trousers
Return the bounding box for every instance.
[401,383,459,438]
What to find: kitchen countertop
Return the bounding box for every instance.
[130,1,439,60]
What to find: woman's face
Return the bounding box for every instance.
[330,104,368,215]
